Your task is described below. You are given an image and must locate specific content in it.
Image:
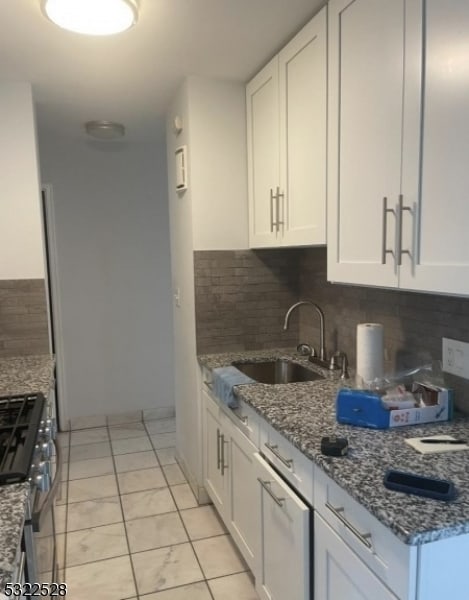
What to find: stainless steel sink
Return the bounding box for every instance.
[232,359,324,384]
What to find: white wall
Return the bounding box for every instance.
[166,76,248,498]
[187,77,249,250]
[0,82,45,279]
[166,81,202,494]
[39,131,174,422]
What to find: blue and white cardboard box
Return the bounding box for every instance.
[336,385,454,429]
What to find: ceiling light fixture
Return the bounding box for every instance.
[85,120,125,140]
[41,0,139,36]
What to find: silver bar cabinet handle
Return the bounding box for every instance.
[264,442,293,468]
[381,196,394,264]
[258,478,285,507]
[325,502,373,549]
[276,186,284,232]
[221,434,228,476]
[270,188,275,233]
[216,429,221,470]
[397,194,411,266]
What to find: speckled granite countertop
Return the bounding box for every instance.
[0,484,30,591]
[0,354,54,592]
[199,348,469,546]
[0,354,55,397]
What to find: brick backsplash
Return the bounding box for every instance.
[194,247,469,412]
[298,247,469,412]
[194,249,301,354]
[0,280,49,357]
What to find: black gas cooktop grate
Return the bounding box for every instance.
[0,393,45,484]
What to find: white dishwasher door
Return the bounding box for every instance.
[253,452,311,600]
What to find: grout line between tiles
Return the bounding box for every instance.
[142,421,217,600]
[127,531,231,558]
[107,423,140,600]
[65,547,130,570]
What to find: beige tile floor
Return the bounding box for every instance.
[58,419,260,600]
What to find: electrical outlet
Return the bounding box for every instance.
[442,338,469,379]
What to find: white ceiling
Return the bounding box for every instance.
[0,0,324,143]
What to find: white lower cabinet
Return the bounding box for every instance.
[315,514,398,600]
[226,419,258,571]
[203,390,228,516]
[203,386,311,598]
[203,388,410,600]
[253,452,310,600]
[202,389,259,571]
[313,467,415,600]
[203,380,469,600]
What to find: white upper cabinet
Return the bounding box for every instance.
[246,58,280,247]
[328,0,469,296]
[327,0,418,288]
[246,7,327,248]
[399,1,469,295]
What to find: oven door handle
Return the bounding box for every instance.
[32,438,63,532]
[17,550,26,583]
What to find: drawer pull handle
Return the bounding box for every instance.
[264,442,293,468]
[204,381,213,389]
[258,478,285,507]
[325,502,373,549]
[231,409,248,425]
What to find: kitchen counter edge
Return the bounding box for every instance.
[198,348,469,546]
[0,354,55,592]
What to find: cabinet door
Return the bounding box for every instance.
[399,1,469,295]
[279,7,327,247]
[203,391,227,516]
[327,0,405,287]
[253,453,310,600]
[246,57,280,248]
[315,514,398,600]
[226,421,259,572]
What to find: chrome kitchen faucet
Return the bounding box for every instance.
[283,300,327,362]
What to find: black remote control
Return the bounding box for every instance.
[383,469,456,501]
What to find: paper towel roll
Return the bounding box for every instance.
[356,323,384,385]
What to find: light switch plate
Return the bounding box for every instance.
[442,338,469,379]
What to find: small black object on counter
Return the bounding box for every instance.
[321,436,348,456]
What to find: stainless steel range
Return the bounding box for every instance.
[0,392,63,586]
